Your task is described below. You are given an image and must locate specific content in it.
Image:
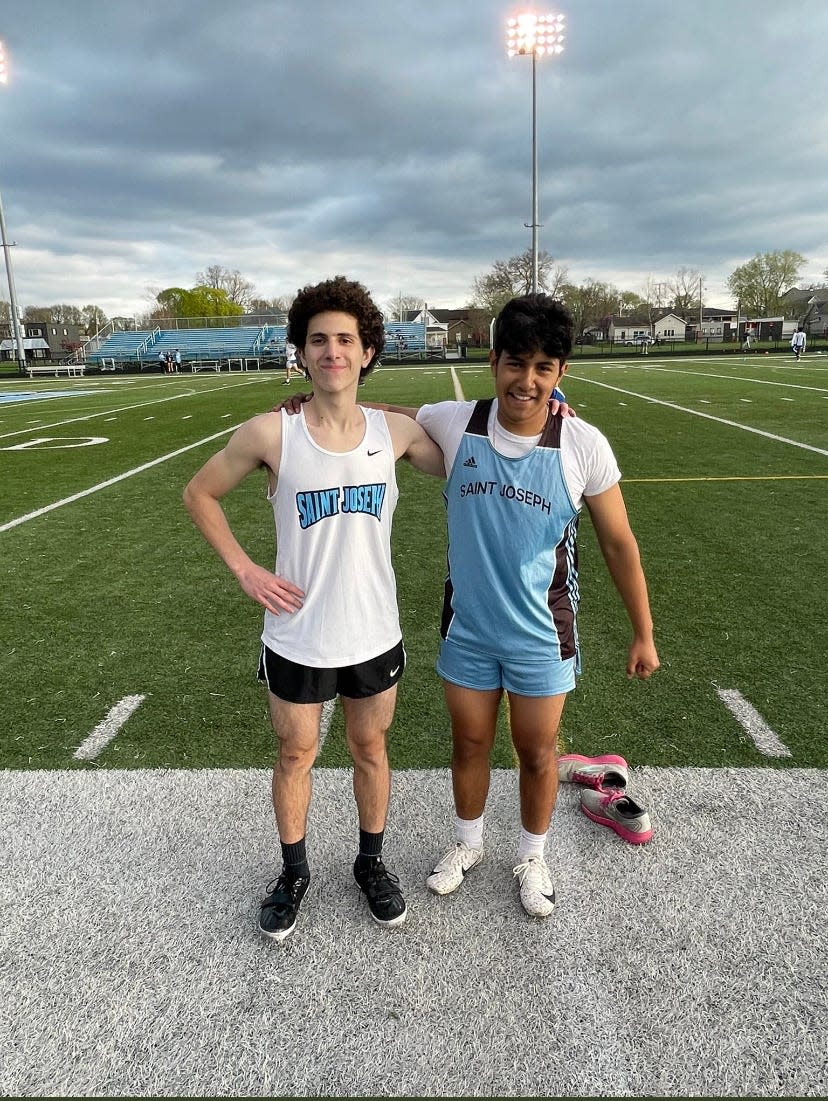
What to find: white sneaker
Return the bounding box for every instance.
[513,855,556,918]
[426,841,484,895]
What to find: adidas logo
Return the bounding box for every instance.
[463,456,478,468]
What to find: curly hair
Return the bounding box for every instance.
[493,293,574,362]
[287,275,385,378]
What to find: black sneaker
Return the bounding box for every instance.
[258,869,310,942]
[353,857,407,927]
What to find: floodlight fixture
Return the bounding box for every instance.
[506,12,566,292]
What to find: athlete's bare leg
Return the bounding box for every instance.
[267,692,322,843]
[341,686,398,832]
[507,691,567,833]
[442,682,501,819]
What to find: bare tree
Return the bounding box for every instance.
[81,304,109,333]
[194,265,256,309]
[668,268,703,316]
[384,293,425,322]
[560,279,621,337]
[470,249,567,315]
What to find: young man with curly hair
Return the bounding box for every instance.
[184,276,444,942]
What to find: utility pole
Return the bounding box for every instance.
[0,41,27,377]
[0,186,26,377]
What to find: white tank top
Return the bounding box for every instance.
[261,406,401,667]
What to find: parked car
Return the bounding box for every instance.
[622,335,654,346]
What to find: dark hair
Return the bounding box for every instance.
[492,294,574,362]
[287,275,385,378]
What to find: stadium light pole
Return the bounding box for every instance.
[0,40,27,377]
[506,12,565,294]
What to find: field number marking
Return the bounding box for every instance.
[0,423,243,532]
[1,436,108,451]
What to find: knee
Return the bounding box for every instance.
[515,742,557,776]
[452,730,493,761]
[276,740,317,775]
[348,731,388,769]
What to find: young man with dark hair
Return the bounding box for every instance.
[344,293,659,918]
[183,275,444,942]
[414,294,658,917]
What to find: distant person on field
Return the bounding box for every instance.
[741,331,752,353]
[791,327,806,361]
[174,348,182,372]
[280,294,659,920]
[158,349,167,373]
[183,276,445,943]
[283,340,299,384]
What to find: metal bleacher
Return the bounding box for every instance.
[90,326,271,371]
[88,318,431,371]
[383,322,428,359]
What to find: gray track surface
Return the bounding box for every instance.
[1,767,826,1097]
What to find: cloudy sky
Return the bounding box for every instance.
[2,0,827,319]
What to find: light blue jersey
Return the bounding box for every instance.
[441,399,580,663]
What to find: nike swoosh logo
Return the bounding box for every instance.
[368,449,382,456]
[389,666,400,676]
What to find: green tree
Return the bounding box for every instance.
[727,251,807,316]
[151,285,244,323]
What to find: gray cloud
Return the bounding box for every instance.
[1,0,827,315]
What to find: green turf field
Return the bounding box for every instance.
[1,354,825,772]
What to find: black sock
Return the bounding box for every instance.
[355,828,384,870]
[281,838,310,879]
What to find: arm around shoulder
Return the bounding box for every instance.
[384,410,445,477]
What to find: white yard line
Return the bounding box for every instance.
[73,695,146,761]
[568,375,828,457]
[0,375,268,441]
[634,365,828,394]
[714,687,792,757]
[0,424,243,532]
[449,366,465,401]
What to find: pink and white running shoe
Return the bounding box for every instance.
[579,787,653,845]
[557,753,629,790]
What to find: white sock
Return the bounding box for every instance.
[517,826,547,862]
[455,814,484,850]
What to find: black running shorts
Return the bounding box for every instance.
[257,640,405,704]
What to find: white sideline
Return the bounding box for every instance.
[0,374,268,441]
[567,375,828,456]
[73,695,146,761]
[0,766,823,1098]
[0,424,242,532]
[715,687,792,758]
